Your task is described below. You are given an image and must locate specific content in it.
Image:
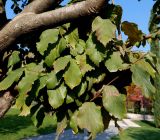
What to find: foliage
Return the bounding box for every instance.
[0,0,158,139]
[149,0,160,128]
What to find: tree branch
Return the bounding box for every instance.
[22,0,61,14]
[0,91,15,118]
[0,0,105,52]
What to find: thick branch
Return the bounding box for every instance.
[0,91,15,118]
[0,0,105,52]
[22,0,61,14]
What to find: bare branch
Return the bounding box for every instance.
[22,0,61,14]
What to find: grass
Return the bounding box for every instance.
[0,108,57,140]
[111,121,160,140]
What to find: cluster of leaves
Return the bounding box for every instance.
[0,2,157,139]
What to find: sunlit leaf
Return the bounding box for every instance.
[131,64,156,98]
[65,28,79,49]
[76,54,94,76]
[53,55,71,73]
[64,59,82,89]
[105,51,129,72]
[8,51,20,68]
[0,68,23,91]
[102,85,126,119]
[46,71,61,89]
[36,29,59,55]
[76,102,104,139]
[48,84,67,109]
[92,16,116,46]
[86,35,106,66]
[44,38,66,67]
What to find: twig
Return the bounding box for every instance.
[90,76,119,102]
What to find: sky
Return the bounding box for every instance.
[5,0,155,52]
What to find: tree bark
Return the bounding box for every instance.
[0,91,15,118]
[0,0,105,52]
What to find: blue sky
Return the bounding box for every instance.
[6,0,155,51]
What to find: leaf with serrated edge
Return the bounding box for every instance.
[105,51,129,72]
[53,55,71,73]
[102,85,126,119]
[86,35,105,66]
[8,51,20,68]
[92,16,116,46]
[0,68,23,91]
[121,21,144,45]
[76,54,94,76]
[36,29,59,55]
[131,64,156,98]
[46,71,60,89]
[45,38,66,67]
[48,84,67,109]
[15,64,43,109]
[70,110,79,134]
[65,28,79,49]
[77,102,104,139]
[64,59,82,89]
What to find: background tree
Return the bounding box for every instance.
[149,0,160,128]
[0,0,159,139]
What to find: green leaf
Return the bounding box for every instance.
[64,59,82,89]
[44,38,66,67]
[0,68,23,91]
[31,106,45,127]
[65,28,79,49]
[46,71,61,89]
[66,94,74,104]
[77,102,104,139]
[48,84,67,109]
[36,29,59,55]
[15,64,43,109]
[76,54,94,76]
[53,55,71,73]
[8,51,20,68]
[121,21,144,45]
[19,104,31,116]
[102,85,126,119]
[92,16,116,46]
[70,110,79,134]
[136,59,156,78]
[70,39,85,56]
[86,35,106,66]
[131,64,156,98]
[35,75,48,96]
[105,51,129,72]
[77,81,88,97]
[56,115,68,136]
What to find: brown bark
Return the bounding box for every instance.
[0,0,105,117]
[0,0,105,52]
[0,91,15,118]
